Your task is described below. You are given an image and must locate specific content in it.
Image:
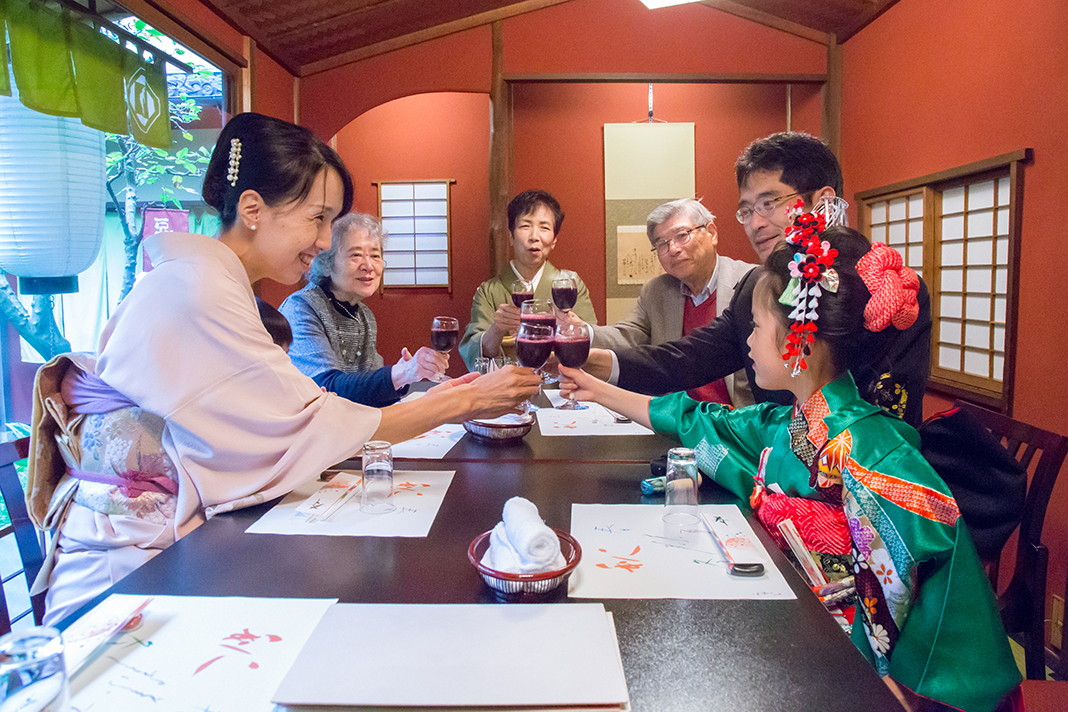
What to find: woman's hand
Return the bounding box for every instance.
[391,347,448,389]
[454,365,541,421]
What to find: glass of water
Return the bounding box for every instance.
[0,626,68,712]
[663,447,700,525]
[360,441,396,515]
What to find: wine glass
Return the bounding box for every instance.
[553,322,590,410]
[430,316,459,382]
[551,275,578,311]
[510,278,534,309]
[521,299,557,386]
[516,321,553,413]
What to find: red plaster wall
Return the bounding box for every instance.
[509,81,821,324]
[502,0,826,75]
[841,0,1068,615]
[331,92,492,379]
[152,0,245,57]
[255,53,295,123]
[299,28,493,142]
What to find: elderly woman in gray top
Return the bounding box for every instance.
[280,213,447,405]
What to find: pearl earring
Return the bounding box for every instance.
[250,224,257,231]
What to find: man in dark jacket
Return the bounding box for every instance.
[583,132,931,427]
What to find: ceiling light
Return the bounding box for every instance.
[640,0,701,9]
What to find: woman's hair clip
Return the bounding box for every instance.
[780,200,838,376]
[227,138,242,187]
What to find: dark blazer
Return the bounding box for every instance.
[617,267,932,428]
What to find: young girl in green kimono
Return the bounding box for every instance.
[560,220,1021,712]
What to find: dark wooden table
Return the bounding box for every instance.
[392,385,680,464]
[96,459,899,711]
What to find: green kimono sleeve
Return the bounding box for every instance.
[649,392,786,502]
[459,280,506,371]
[888,520,1020,712]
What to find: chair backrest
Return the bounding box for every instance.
[953,401,1068,680]
[954,402,1068,573]
[0,437,44,635]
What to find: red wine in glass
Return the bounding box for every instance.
[430,316,459,382]
[516,336,554,369]
[554,322,590,410]
[520,312,556,329]
[430,328,459,352]
[552,276,578,311]
[510,278,534,310]
[551,286,578,311]
[554,336,590,368]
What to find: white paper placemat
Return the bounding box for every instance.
[568,504,795,600]
[537,403,653,436]
[69,595,334,712]
[245,470,454,536]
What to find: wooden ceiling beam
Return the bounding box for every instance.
[192,0,303,76]
[836,0,902,42]
[300,0,574,77]
[698,0,828,45]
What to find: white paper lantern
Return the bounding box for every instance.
[0,91,105,278]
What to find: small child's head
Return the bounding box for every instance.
[751,220,920,391]
[257,297,293,353]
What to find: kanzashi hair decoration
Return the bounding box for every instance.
[778,200,839,376]
[227,138,242,187]
[856,242,920,332]
[813,195,849,228]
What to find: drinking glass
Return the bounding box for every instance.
[663,447,700,525]
[429,316,459,382]
[0,627,68,712]
[551,276,578,311]
[553,322,590,410]
[521,299,557,386]
[360,441,396,515]
[510,279,534,309]
[516,322,553,413]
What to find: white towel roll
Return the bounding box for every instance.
[479,499,565,574]
[503,497,560,568]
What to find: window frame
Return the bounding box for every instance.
[856,149,1031,414]
[374,179,455,291]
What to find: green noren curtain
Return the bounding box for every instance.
[3,0,171,146]
[69,19,126,135]
[6,0,78,116]
[0,1,10,97]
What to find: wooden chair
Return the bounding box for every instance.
[0,437,44,635]
[953,401,1068,681]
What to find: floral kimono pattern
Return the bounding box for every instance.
[649,372,1020,712]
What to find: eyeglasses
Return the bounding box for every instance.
[650,223,706,254]
[735,192,802,224]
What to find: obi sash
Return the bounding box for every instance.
[61,369,178,498]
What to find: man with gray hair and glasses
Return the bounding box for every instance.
[583,198,755,406]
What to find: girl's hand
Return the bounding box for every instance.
[558,364,605,404]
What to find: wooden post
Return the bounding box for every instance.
[821,33,842,157]
[488,21,509,276]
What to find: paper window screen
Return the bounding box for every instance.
[377,180,452,289]
[859,152,1026,412]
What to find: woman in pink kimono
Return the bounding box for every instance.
[29,113,540,625]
